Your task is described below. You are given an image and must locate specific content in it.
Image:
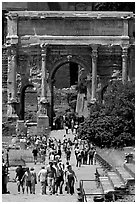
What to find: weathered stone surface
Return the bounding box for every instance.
[3,11,135,126]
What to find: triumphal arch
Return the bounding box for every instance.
[6,11,134,135]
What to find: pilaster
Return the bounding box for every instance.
[6,13,18,45]
[37,43,50,136]
[7,44,18,119]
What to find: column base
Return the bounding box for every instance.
[90,98,97,104]
[16,120,27,137]
[37,114,50,137]
[7,114,19,122]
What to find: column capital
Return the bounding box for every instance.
[120,44,130,52]
[7,44,17,60]
[92,47,98,61]
[41,43,49,58]
[89,44,99,51]
[7,12,18,21]
[6,35,18,46]
[121,45,129,60]
[40,43,49,50]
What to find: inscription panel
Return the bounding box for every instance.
[18,18,124,36]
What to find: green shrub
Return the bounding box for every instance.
[78,80,135,148]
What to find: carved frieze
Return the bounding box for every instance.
[16,73,22,93]
[48,54,63,66]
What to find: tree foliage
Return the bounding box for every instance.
[78,80,135,148]
[93,2,135,13]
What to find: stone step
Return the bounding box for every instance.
[115,166,135,186]
[99,176,115,195]
[123,163,135,179]
[107,171,126,191]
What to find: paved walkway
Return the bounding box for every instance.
[2,129,100,202]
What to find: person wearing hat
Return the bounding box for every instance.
[38,166,47,195]
[30,167,37,194]
[46,161,56,195]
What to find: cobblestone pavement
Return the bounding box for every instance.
[2,129,100,202]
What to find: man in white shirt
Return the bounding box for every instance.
[38,166,47,195]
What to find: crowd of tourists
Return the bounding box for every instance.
[2,115,96,196]
[14,133,96,196]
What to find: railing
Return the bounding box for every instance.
[79,180,87,202]
[79,179,104,202]
[79,179,135,202]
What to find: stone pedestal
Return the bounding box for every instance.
[37,97,50,137]
[16,120,27,137]
[7,99,19,121]
[37,115,50,136]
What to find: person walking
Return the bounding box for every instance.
[74,146,80,161]
[65,165,77,195]
[32,147,38,165]
[66,148,71,162]
[57,162,65,194]
[15,165,25,194]
[46,161,57,195]
[57,146,62,158]
[40,147,46,164]
[54,161,64,195]
[76,151,82,168]
[38,166,47,195]
[22,167,32,194]
[71,119,74,134]
[83,148,88,165]
[30,167,37,194]
[65,123,69,134]
[88,147,95,165]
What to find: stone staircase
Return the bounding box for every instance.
[115,166,135,186]
[96,164,135,201]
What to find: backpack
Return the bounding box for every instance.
[77,153,82,160]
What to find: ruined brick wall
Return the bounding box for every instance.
[2,47,8,122]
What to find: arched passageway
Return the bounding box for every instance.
[49,57,90,129]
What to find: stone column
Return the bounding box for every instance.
[86,73,91,103]
[91,45,98,103]
[121,45,129,84]
[128,45,135,81]
[7,44,18,120]
[37,44,50,136]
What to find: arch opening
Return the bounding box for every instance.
[50,58,89,130]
